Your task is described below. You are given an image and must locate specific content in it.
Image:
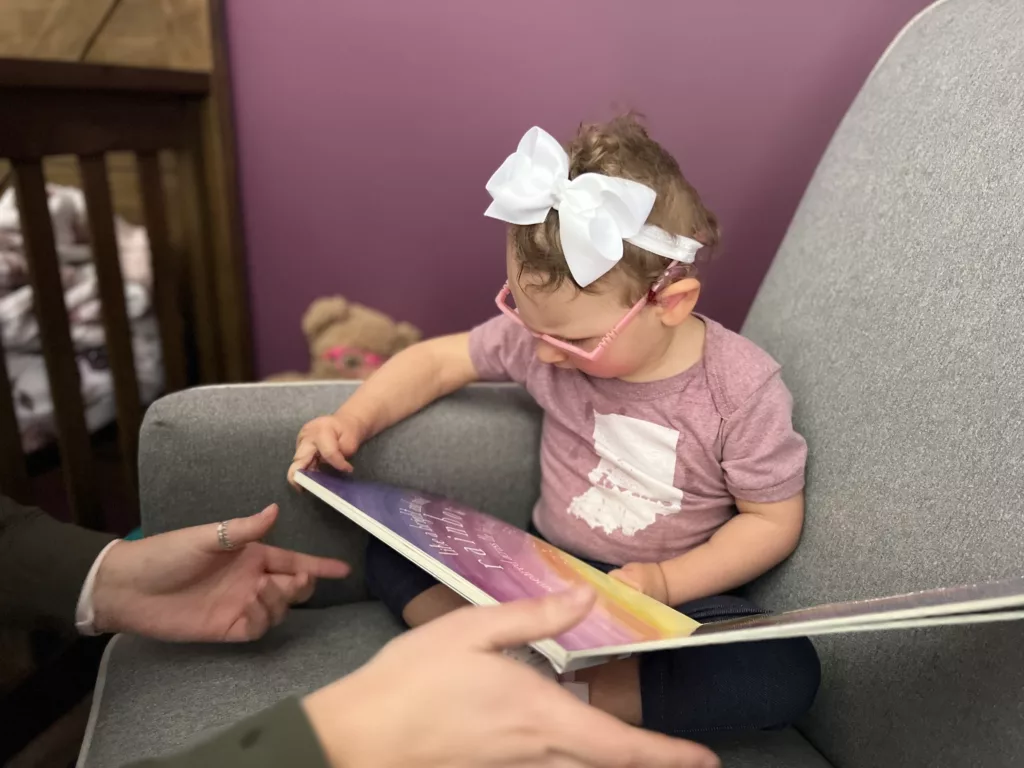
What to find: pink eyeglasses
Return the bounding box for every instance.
[495,262,685,362]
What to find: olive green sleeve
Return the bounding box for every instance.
[122,697,331,768]
[0,494,115,630]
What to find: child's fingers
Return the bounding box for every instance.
[336,428,362,459]
[316,438,354,473]
[286,462,303,488]
[287,440,319,487]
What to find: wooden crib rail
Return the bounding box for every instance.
[0,57,247,529]
[137,151,189,393]
[0,62,206,159]
[10,160,100,526]
[80,154,144,498]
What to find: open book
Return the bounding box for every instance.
[297,469,1024,673]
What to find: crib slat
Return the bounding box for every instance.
[12,160,100,529]
[137,152,188,393]
[0,336,30,503]
[79,155,142,501]
[178,105,223,384]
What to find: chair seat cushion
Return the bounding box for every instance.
[80,602,403,767]
[80,602,832,768]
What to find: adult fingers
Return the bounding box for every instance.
[270,572,317,605]
[257,576,289,628]
[262,545,351,579]
[225,596,270,642]
[544,702,720,768]
[195,505,278,554]
[227,504,278,545]
[530,758,590,768]
[430,587,596,653]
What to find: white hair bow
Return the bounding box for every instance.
[484,127,702,287]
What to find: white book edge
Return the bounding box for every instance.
[563,608,1024,666]
[566,589,1024,662]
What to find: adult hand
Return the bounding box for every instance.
[91,504,350,641]
[610,561,670,604]
[303,588,720,768]
[288,411,367,486]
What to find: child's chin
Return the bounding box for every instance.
[575,360,628,379]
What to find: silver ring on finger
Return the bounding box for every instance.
[217,521,236,551]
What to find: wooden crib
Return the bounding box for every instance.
[0,53,252,531]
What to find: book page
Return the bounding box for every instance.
[566,577,1024,660]
[691,575,1024,635]
[300,471,701,651]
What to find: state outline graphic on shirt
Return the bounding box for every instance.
[568,411,683,536]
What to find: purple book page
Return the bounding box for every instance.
[301,470,700,652]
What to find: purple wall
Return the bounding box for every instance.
[226,0,933,378]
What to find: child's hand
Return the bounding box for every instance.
[288,412,367,487]
[609,562,671,604]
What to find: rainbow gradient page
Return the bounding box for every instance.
[304,471,700,651]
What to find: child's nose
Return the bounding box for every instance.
[535,340,567,365]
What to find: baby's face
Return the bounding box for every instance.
[505,249,671,379]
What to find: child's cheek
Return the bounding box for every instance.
[575,353,634,379]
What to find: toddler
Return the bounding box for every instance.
[289,116,820,736]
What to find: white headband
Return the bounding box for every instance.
[484,126,703,287]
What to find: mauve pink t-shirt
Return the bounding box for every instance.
[468,314,806,566]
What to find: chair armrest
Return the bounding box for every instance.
[138,382,541,605]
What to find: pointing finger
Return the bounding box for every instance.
[425,588,596,653]
[263,545,351,579]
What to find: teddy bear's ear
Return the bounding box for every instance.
[391,321,422,352]
[302,296,351,339]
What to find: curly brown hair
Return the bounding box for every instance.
[511,114,719,304]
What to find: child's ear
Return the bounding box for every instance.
[658,278,701,327]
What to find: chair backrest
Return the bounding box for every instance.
[742,1,1024,766]
[139,381,541,606]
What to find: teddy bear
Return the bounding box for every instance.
[267,296,422,381]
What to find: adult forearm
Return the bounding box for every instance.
[0,495,114,630]
[121,697,329,768]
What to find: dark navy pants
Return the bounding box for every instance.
[365,536,820,738]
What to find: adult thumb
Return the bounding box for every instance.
[456,587,597,653]
[212,504,279,550]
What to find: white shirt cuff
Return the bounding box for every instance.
[75,539,122,636]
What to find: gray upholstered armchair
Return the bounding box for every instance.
[81,2,1024,766]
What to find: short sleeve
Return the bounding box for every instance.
[721,373,807,503]
[468,314,536,385]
